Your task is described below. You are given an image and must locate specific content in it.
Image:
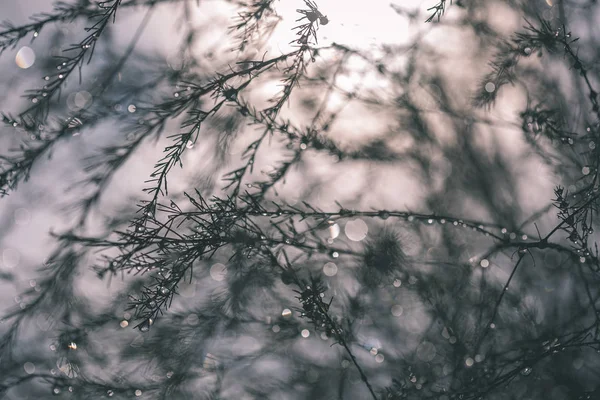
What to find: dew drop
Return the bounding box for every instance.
[345,218,368,241]
[520,367,532,376]
[391,304,403,316]
[15,46,36,69]
[323,262,338,277]
[378,211,390,220]
[128,104,137,113]
[480,259,490,268]
[328,223,340,239]
[138,319,153,332]
[33,31,39,38]
[416,341,436,362]
[24,362,35,374]
[484,82,496,93]
[135,389,142,397]
[210,263,227,281]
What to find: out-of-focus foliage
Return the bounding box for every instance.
[1,0,600,399]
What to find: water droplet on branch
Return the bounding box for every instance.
[138,318,153,332]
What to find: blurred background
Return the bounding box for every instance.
[1,0,600,399]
